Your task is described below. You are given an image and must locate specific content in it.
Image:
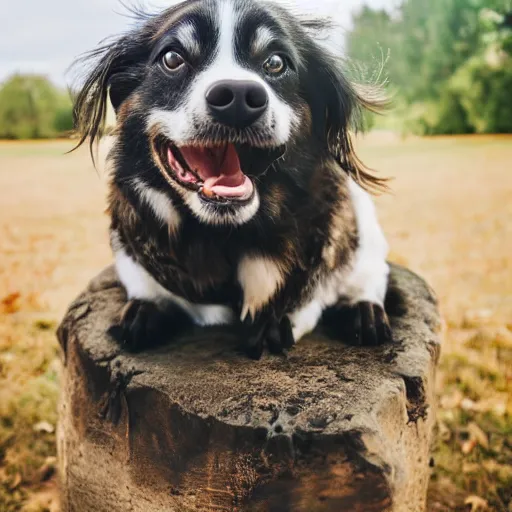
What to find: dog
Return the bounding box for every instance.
[73,0,392,359]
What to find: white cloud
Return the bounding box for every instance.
[0,0,395,87]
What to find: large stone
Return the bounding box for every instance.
[57,264,441,512]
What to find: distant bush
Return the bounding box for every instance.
[450,53,512,133]
[402,94,474,136]
[0,74,73,139]
[402,53,512,135]
[53,105,74,134]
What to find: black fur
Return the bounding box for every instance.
[110,299,194,352]
[72,0,387,186]
[72,0,390,356]
[322,301,393,347]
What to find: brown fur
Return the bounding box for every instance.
[107,151,357,317]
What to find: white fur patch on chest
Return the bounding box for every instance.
[238,255,285,321]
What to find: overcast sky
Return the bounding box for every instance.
[0,0,395,87]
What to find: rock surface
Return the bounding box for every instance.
[57,264,441,512]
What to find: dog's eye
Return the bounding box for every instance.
[162,51,185,71]
[263,54,286,75]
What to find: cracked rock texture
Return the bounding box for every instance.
[57,264,441,512]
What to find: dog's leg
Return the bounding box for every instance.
[237,254,295,358]
[322,179,392,346]
[240,313,295,360]
[287,180,392,347]
[112,245,235,351]
[114,298,191,352]
[288,299,324,342]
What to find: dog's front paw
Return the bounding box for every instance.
[353,301,392,346]
[323,301,393,347]
[266,316,295,355]
[241,315,295,360]
[110,299,192,352]
[114,299,167,352]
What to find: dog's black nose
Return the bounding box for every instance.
[206,80,268,129]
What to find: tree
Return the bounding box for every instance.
[0,75,73,139]
[346,0,512,134]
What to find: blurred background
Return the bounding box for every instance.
[0,1,510,511]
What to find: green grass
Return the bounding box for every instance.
[0,319,59,512]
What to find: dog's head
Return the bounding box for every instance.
[74,0,386,227]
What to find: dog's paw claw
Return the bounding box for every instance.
[354,301,393,346]
[322,301,393,347]
[240,315,295,359]
[115,299,166,352]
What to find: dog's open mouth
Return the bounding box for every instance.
[154,137,285,204]
[170,143,254,202]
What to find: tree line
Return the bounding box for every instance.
[1,1,511,140]
[347,0,512,134]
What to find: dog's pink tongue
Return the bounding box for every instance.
[180,144,253,199]
[203,174,253,199]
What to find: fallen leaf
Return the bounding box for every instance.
[462,438,477,455]
[465,495,488,511]
[1,292,21,314]
[33,421,55,434]
[468,422,489,449]
[460,398,477,411]
[9,472,22,490]
[35,456,58,483]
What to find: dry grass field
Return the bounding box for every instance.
[0,135,511,511]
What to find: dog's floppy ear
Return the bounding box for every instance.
[306,47,389,192]
[71,32,148,154]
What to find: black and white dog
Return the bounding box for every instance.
[73,0,391,358]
